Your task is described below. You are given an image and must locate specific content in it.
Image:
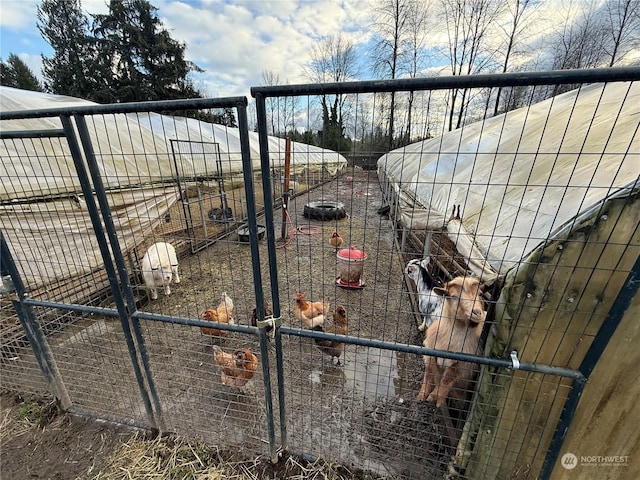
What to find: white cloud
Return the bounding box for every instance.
[158,0,373,97]
[3,0,616,101]
[0,0,38,28]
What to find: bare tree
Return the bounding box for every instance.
[493,0,537,115]
[549,0,609,95]
[402,0,433,144]
[439,0,504,130]
[304,33,358,118]
[261,70,298,136]
[304,33,359,151]
[370,0,413,148]
[602,0,640,66]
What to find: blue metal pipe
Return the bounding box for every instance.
[251,67,640,98]
[254,92,288,452]
[1,231,71,408]
[280,326,584,380]
[0,96,248,120]
[235,99,279,463]
[60,115,158,430]
[22,298,121,317]
[0,129,65,139]
[73,113,165,430]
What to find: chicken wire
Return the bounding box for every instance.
[1,69,639,480]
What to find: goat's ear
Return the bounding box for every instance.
[433,286,447,297]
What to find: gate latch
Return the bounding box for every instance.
[510,350,521,370]
[257,315,282,330]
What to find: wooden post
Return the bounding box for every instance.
[281,138,292,240]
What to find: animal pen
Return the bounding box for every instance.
[1,67,639,480]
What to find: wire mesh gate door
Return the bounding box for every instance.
[251,68,640,479]
[0,97,280,458]
[1,68,639,480]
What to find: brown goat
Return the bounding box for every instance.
[416,275,486,408]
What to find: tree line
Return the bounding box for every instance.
[2,0,639,154]
[261,0,639,157]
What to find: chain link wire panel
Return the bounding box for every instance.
[252,74,639,479]
[0,96,343,455]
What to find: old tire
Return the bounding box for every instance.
[303,201,347,221]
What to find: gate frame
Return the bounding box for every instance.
[0,97,279,457]
[251,66,640,477]
[2,68,639,476]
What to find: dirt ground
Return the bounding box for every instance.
[1,393,132,479]
[0,392,387,479]
[1,169,464,479]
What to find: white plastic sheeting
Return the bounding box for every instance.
[379,82,640,278]
[0,87,347,290]
[0,86,347,202]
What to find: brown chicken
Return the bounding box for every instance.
[294,292,330,329]
[213,346,259,388]
[201,292,235,337]
[329,231,343,249]
[313,305,348,365]
[250,304,274,338]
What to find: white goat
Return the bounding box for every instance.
[141,242,180,300]
[405,257,445,331]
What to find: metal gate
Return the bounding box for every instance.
[0,96,280,459]
[250,67,640,479]
[1,67,639,479]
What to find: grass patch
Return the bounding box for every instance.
[15,397,57,427]
[94,432,385,480]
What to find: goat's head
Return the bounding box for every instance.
[404,259,422,281]
[433,276,486,327]
[405,257,435,289]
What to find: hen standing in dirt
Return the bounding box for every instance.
[201,292,235,339]
[313,305,348,365]
[294,292,330,329]
[213,346,258,389]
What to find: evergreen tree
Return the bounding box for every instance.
[0,54,44,91]
[91,0,203,103]
[37,0,208,105]
[37,0,92,97]
[318,98,352,154]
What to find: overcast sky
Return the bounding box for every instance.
[0,0,615,99]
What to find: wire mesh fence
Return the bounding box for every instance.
[1,68,639,479]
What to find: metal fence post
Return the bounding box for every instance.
[236,98,279,462]
[0,231,71,409]
[59,114,159,430]
[254,92,288,452]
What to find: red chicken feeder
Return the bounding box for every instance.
[336,246,367,289]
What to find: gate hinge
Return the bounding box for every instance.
[257,315,282,330]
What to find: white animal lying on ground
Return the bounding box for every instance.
[141,242,180,300]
